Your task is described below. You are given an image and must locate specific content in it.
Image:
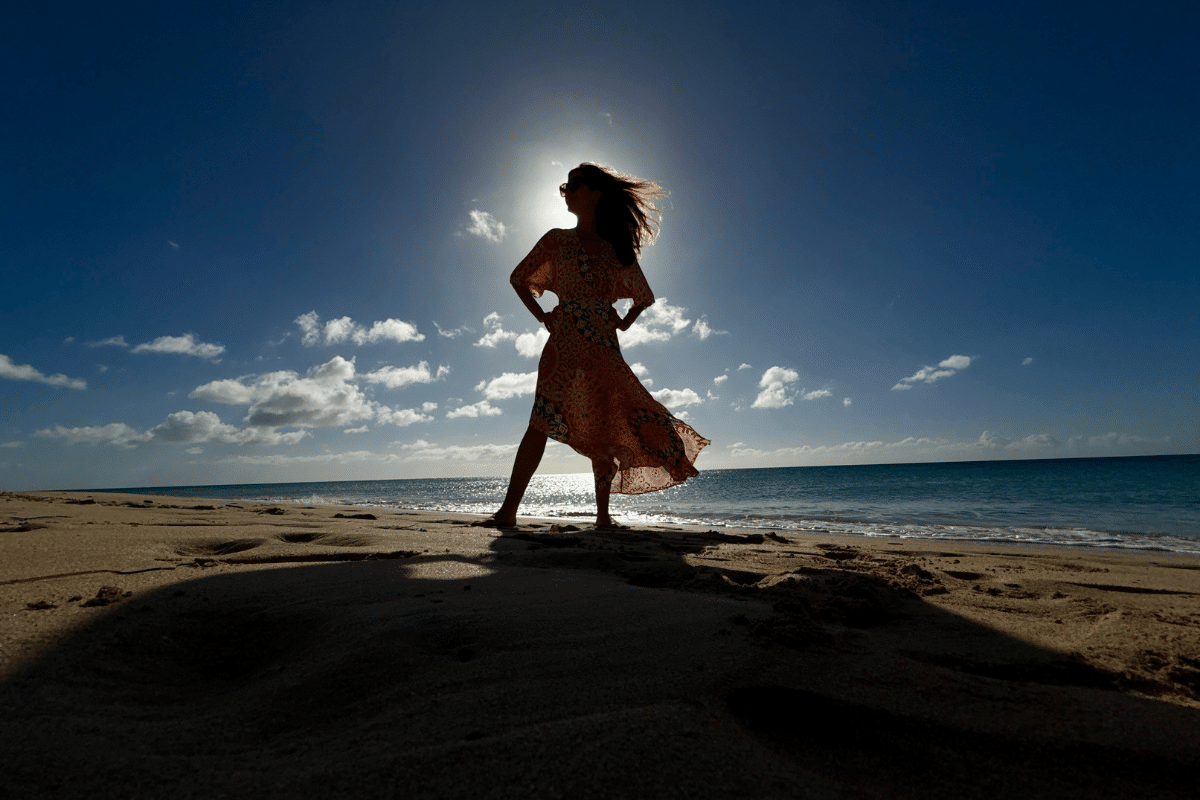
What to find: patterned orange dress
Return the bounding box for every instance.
[510,228,709,494]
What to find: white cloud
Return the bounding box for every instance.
[321,316,357,344]
[185,446,203,454]
[434,322,471,339]
[630,363,649,377]
[375,405,435,427]
[729,439,888,460]
[0,354,87,390]
[86,336,128,348]
[191,356,376,429]
[35,409,311,450]
[395,439,518,461]
[1088,431,1147,448]
[146,410,238,444]
[475,372,538,401]
[362,361,449,389]
[619,299,693,347]
[344,426,369,434]
[974,431,1063,452]
[35,423,147,449]
[169,241,180,249]
[296,311,425,347]
[737,363,752,371]
[446,400,503,419]
[515,328,550,357]
[473,313,548,356]
[147,410,309,446]
[691,315,726,340]
[189,377,257,405]
[940,355,971,370]
[651,387,704,409]
[891,355,972,391]
[713,374,728,386]
[1022,357,1034,366]
[231,427,310,445]
[725,430,1101,465]
[131,334,225,360]
[843,397,852,407]
[727,436,955,460]
[466,210,507,243]
[357,319,424,345]
[752,366,799,409]
[748,373,835,409]
[296,311,322,346]
[223,450,381,467]
[2,441,22,448]
[474,312,520,348]
[976,431,1012,448]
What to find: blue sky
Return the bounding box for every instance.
[2,0,1197,490]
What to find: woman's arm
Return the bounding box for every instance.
[613,302,652,331]
[514,284,550,326]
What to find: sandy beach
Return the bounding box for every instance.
[2,491,1198,798]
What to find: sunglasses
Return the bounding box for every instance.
[559,176,586,196]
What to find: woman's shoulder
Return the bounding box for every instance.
[532,228,572,248]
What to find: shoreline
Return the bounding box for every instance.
[63,484,1200,556]
[3,490,1199,798]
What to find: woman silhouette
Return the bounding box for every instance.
[478,163,709,529]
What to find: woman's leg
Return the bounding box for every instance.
[489,426,547,525]
[592,458,615,528]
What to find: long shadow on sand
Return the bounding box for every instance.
[1,523,1197,799]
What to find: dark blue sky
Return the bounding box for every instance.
[2,1,1196,489]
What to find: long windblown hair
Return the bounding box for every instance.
[573,163,666,266]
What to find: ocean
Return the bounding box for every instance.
[94,454,1200,554]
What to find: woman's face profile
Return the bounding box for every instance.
[562,171,600,215]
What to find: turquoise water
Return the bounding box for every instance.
[96,454,1200,553]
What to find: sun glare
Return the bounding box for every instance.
[515,155,577,236]
[510,143,634,241]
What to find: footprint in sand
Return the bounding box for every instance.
[277,532,377,547]
[175,539,265,557]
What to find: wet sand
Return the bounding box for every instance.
[2,491,1198,798]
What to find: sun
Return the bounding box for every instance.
[513,155,576,237]
[509,140,637,242]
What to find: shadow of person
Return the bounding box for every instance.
[2,520,1197,799]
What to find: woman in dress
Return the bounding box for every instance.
[478,163,709,529]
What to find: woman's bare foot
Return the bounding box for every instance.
[470,516,518,528]
[594,516,628,530]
